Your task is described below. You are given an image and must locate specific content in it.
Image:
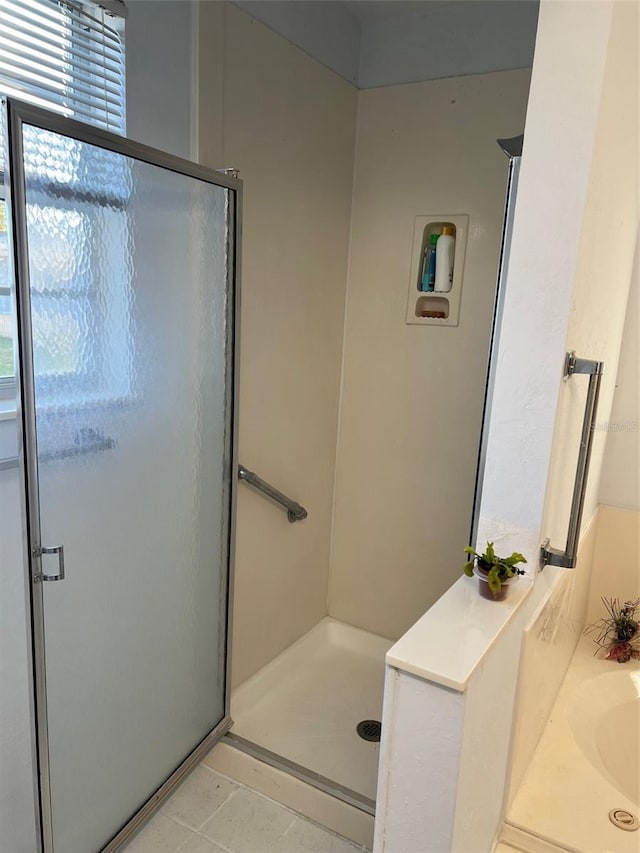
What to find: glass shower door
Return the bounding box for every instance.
[7,101,238,852]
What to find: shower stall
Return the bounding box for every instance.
[220,134,526,825]
[1,88,527,851]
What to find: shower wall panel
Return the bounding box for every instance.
[220,5,358,686]
[329,69,532,640]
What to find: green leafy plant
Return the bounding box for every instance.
[463,541,527,595]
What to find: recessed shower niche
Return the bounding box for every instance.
[406,214,469,327]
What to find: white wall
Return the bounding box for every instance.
[475,0,637,566]
[586,505,640,623]
[507,517,597,805]
[126,0,196,158]
[376,668,465,852]
[587,236,640,620]
[329,69,532,641]
[538,7,639,557]
[598,236,640,511]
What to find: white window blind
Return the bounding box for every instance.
[0,0,126,133]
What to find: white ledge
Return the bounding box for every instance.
[385,573,533,692]
[0,400,17,421]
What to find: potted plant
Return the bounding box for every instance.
[584,597,640,662]
[463,541,527,601]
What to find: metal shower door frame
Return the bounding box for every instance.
[470,140,522,547]
[3,97,242,853]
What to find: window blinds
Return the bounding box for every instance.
[0,0,125,133]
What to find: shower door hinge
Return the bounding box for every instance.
[32,544,66,582]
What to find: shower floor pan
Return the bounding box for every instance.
[228,618,393,808]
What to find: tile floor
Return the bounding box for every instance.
[123,762,367,853]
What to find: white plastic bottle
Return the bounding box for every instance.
[434,225,455,292]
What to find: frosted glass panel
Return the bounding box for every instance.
[22,124,233,852]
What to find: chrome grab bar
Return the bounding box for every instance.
[238,465,308,523]
[540,351,604,570]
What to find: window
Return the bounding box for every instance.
[0,0,127,406]
[22,125,132,407]
[0,0,126,133]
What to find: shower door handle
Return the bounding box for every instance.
[33,544,66,582]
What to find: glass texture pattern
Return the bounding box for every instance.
[22,123,232,852]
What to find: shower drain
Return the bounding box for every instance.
[357,720,381,742]
[609,809,639,831]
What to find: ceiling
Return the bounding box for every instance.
[231,0,539,89]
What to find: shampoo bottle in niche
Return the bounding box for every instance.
[421,233,438,291]
[434,225,455,292]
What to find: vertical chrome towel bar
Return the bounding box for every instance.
[540,351,604,570]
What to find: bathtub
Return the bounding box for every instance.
[503,636,640,853]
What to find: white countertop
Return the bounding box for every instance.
[386,573,532,691]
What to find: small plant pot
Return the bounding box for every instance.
[474,561,513,601]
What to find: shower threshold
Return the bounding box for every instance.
[225,618,392,815]
[224,732,376,814]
